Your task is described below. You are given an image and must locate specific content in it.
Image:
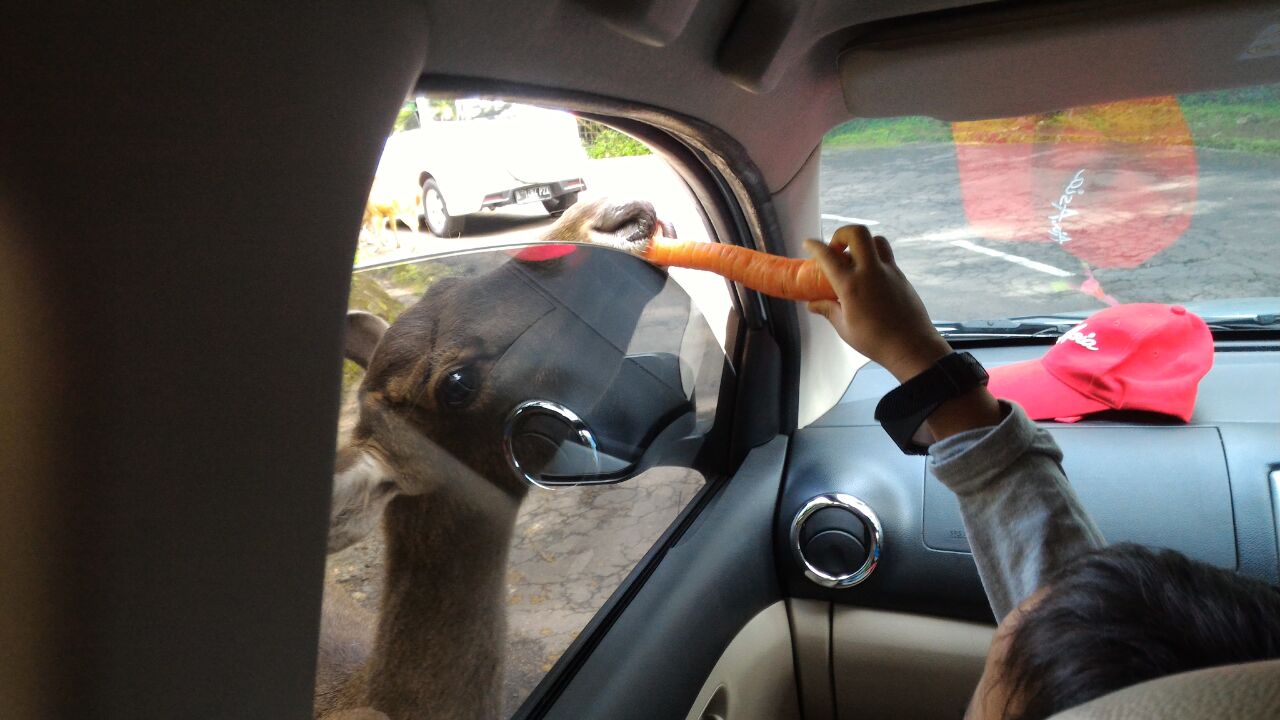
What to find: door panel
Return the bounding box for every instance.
[537,437,789,720]
[833,608,992,720]
[788,600,993,720]
[683,601,801,720]
[789,599,835,720]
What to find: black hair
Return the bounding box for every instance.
[1000,543,1280,720]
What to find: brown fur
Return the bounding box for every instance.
[361,179,422,249]
[318,198,664,719]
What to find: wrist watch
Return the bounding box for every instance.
[874,351,989,455]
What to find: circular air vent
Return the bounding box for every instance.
[790,493,882,589]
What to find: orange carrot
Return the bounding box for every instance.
[642,238,836,301]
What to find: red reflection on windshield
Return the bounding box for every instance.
[510,244,577,261]
[953,97,1197,269]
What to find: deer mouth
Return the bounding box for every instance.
[588,200,677,253]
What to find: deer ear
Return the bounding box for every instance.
[344,311,390,369]
[328,448,397,554]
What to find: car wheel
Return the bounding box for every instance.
[423,178,465,237]
[542,192,580,216]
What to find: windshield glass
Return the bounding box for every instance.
[820,84,1280,322]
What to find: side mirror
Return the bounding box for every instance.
[505,350,696,487]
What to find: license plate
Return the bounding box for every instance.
[515,185,553,203]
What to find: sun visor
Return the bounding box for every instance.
[840,1,1280,121]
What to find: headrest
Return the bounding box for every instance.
[1048,659,1280,719]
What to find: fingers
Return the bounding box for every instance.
[873,235,895,265]
[828,230,850,256]
[804,236,846,262]
[832,225,878,270]
[804,238,852,286]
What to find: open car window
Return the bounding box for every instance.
[325,102,736,716]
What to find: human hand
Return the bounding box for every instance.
[805,225,953,383]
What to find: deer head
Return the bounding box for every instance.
[327,199,672,553]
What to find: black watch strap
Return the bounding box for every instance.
[873,352,989,455]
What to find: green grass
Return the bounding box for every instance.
[1178,88,1280,155]
[348,274,407,324]
[820,85,1280,156]
[584,126,652,159]
[822,116,952,148]
[341,358,365,394]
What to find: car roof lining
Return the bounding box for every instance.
[417,1,1280,193]
[415,0,845,192]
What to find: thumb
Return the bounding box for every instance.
[807,299,841,324]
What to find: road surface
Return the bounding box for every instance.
[821,143,1280,320]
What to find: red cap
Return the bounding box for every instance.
[510,244,577,261]
[987,303,1213,422]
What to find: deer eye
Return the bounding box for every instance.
[438,366,480,408]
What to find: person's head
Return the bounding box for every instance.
[967,543,1280,719]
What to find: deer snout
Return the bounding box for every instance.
[559,198,676,253]
[592,199,657,242]
[592,199,678,246]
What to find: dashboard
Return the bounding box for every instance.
[779,339,1280,623]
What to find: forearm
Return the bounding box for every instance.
[929,401,1105,620]
[925,386,1002,443]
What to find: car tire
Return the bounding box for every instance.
[542,192,580,216]
[422,178,465,237]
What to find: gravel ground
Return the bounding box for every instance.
[325,466,704,716]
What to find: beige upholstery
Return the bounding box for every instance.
[832,607,992,720]
[684,602,801,720]
[1049,660,1280,720]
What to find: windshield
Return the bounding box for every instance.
[820,84,1280,323]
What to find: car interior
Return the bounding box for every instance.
[5,1,1280,719]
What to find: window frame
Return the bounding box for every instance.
[403,76,794,719]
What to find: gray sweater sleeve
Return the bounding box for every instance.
[928,401,1105,621]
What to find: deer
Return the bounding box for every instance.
[360,177,423,251]
[315,199,671,720]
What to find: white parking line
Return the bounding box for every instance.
[898,227,981,243]
[949,239,1075,277]
[821,213,880,226]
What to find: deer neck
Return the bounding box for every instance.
[363,477,523,717]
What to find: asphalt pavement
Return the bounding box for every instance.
[820,143,1280,321]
